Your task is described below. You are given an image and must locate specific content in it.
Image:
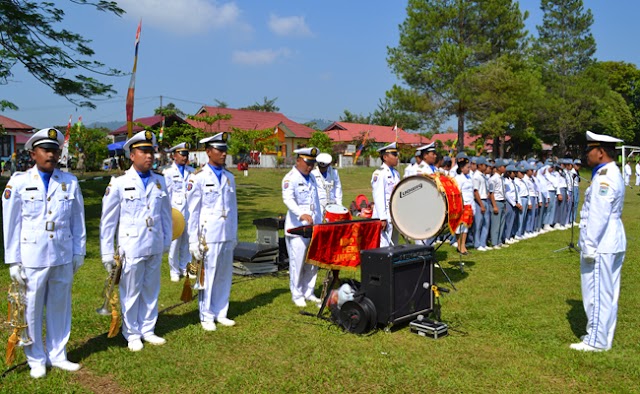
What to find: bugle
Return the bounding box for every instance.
[187,229,208,291]
[96,250,123,316]
[6,280,32,365]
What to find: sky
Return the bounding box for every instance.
[3,0,640,131]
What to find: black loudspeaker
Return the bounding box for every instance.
[360,244,434,327]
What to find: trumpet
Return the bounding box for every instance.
[7,280,32,347]
[187,230,208,291]
[96,249,123,316]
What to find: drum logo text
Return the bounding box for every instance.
[399,183,422,198]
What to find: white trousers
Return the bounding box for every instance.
[580,252,624,349]
[119,254,162,342]
[168,229,190,276]
[380,223,399,247]
[198,242,234,322]
[285,235,318,302]
[24,263,73,368]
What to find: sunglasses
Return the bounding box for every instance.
[302,159,316,166]
[387,152,399,157]
[177,150,189,156]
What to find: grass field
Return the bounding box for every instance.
[0,166,639,393]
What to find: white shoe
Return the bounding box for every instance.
[573,221,579,226]
[505,239,514,245]
[294,298,307,307]
[143,334,166,346]
[515,236,524,241]
[451,242,458,248]
[128,339,143,352]
[30,365,46,379]
[570,342,605,352]
[543,225,553,231]
[492,245,502,250]
[216,317,236,327]
[170,273,180,283]
[306,295,322,303]
[477,246,487,252]
[501,243,510,248]
[201,321,217,331]
[50,360,81,372]
[485,246,494,250]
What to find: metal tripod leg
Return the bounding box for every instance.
[434,259,457,291]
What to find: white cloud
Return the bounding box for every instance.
[268,14,312,37]
[117,0,244,35]
[232,48,291,65]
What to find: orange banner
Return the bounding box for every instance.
[306,220,381,271]
[434,174,463,233]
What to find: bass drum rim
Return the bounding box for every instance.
[389,175,447,240]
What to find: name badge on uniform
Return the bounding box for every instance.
[156,181,161,190]
[61,182,67,192]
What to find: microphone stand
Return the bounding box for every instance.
[554,173,580,253]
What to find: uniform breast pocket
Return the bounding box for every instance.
[58,193,74,215]
[203,189,219,205]
[22,191,44,215]
[297,187,310,202]
[123,190,143,213]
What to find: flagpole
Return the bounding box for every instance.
[60,115,72,168]
[126,20,142,140]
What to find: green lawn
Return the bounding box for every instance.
[0,166,639,393]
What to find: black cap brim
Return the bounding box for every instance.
[33,142,60,150]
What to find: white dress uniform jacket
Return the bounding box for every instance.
[311,165,343,210]
[100,167,172,259]
[164,162,195,277]
[187,165,238,244]
[4,167,86,267]
[416,162,437,176]
[403,163,417,178]
[371,163,400,247]
[282,168,322,304]
[2,167,86,369]
[578,161,626,350]
[186,165,238,323]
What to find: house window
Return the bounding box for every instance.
[0,135,11,157]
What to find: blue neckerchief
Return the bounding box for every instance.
[465,174,471,179]
[430,164,436,172]
[38,170,52,194]
[137,170,151,188]
[208,164,224,182]
[321,170,329,179]
[177,163,185,178]
[296,168,311,182]
[592,163,606,180]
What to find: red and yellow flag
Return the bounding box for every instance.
[126,20,142,140]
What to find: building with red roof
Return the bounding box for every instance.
[111,114,187,142]
[0,114,36,159]
[189,106,316,157]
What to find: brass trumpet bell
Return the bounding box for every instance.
[172,208,186,240]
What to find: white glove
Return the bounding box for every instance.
[9,263,26,286]
[102,255,115,272]
[582,254,596,264]
[190,243,203,260]
[72,255,84,274]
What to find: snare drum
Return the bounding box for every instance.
[389,176,447,240]
[323,204,352,223]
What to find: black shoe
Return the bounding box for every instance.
[456,248,469,256]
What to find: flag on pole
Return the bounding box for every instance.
[159,115,165,143]
[353,130,370,165]
[59,115,72,167]
[393,123,398,142]
[126,20,142,140]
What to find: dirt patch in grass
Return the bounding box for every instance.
[72,368,130,394]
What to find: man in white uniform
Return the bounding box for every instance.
[371,142,401,247]
[623,161,631,187]
[163,142,195,282]
[100,130,172,352]
[311,152,343,213]
[187,132,238,331]
[635,159,640,187]
[415,143,438,176]
[282,147,323,307]
[571,131,626,352]
[3,128,86,379]
[403,149,421,178]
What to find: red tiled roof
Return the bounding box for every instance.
[323,121,429,145]
[0,115,35,132]
[111,115,165,135]
[187,107,315,138]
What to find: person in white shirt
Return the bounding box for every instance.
[635,159,640,187]
[472,157,490,251]
[503,164,519,244]
[453,155,474,255]
[623,162,631,187]
[311,152,343,212]
[404,149,421,178]
[488,159,507,248]
[571,131,626,352]
[371,142,401,247]
[571,159,582,224]
[415,143,438,176]
[514,165,529,239]
[542,161,559,230]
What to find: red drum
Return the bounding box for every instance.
[323,204,352,223]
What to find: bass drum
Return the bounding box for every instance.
[389,175,447,240]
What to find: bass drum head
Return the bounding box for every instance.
[390,175,446,240]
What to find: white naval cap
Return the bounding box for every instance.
[200,132,228,149]
[316,152,333,165]
[168,142,192,152]
[294,147,319,162]
[377,142,398,153]
[25,128,64,151]
[417,142,436,153]
[124,130,157,153]
[586,130,623,149]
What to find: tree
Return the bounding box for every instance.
[339,110,371,124]
[64,124,110,171]
[227,129,278,157]
[154,102,186,118]
[597,61,640,145]
[534,0,597,153]
[370,97,422,130]
[308,131,333,155]
[0,1,125,110]
[387,0,528,151]
[213,99,228,108]
[241,97,279,112]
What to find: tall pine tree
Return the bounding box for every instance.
[387,0,527,151]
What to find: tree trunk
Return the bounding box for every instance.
[558,130,566,157]
[499,136,505,158]
[457,110,465,153]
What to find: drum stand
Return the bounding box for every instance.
[554,193,580,253]
[405,231,458,292]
